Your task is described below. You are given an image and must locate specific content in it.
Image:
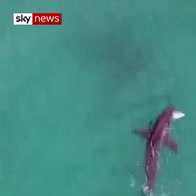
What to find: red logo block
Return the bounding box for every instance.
[32,13,62,25]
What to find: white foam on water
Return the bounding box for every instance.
[172,111,185,120]
[142,185,154,196]
[160,193,168,196]
[129,175,135,188]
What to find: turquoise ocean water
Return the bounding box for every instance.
[0,0,195,195]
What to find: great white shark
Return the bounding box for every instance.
[134,105,185,195]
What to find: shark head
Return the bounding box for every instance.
[163,105,175,120]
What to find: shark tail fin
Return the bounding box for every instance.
[133,129,150,139]
[165,137,178,152]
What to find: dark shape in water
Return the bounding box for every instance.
[133,105,185,195]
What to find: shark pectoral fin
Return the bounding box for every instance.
[165,137,178,152]
[133,129,150,139]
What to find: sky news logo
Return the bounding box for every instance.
[13,13,62,25]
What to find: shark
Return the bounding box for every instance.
[134,105,185,195]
